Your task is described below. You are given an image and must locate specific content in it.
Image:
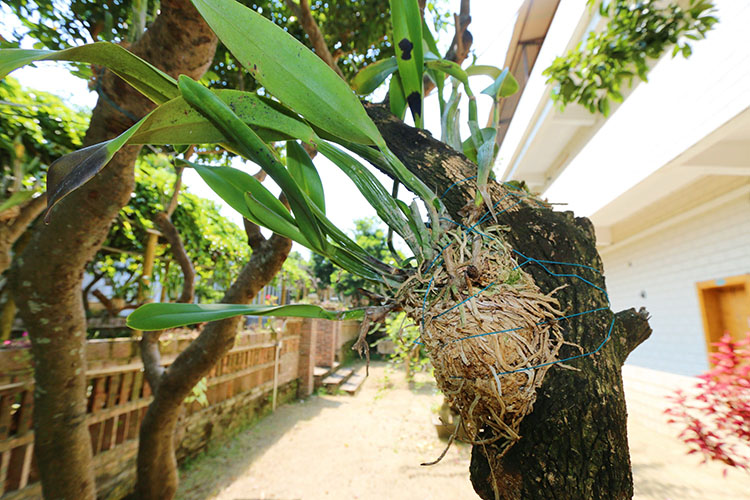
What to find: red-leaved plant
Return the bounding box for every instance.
[665,332,750,472]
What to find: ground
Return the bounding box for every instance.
[177,362,750,500]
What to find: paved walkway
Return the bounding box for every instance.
[178,362,750,500]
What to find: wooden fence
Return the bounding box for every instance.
[0,319,309,499]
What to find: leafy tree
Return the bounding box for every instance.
[330,217,396,303]
[0,77,88,273]
[86,156,252,314]
[0,78,89,339]
[544,0,717,115]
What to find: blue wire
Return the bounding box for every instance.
[414,176,615,375]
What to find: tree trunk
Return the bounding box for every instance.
[135,230,291,499]
[366,103,652,499]
[9,2,217,497]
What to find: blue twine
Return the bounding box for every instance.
[412,177,615,377]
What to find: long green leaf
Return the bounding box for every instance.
[129,90,315,145]
[244,193,312,247]
[388,72,408,120]
[184,161,294,225]
[127,302,363,330]
[0,43,177,104]
[191,0,383,146]
[178,75,326,252]
[441,83,462,149]
[317,141,422,258]
[305,197,394,278]
[466,65,503,79]
[390,0,424,126]
[286,142,325,213]
[44,87,314,217]
[351,57,398,95]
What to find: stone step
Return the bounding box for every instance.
[340,369,366,395]
[322,367,353,389]
[313,362,339,387]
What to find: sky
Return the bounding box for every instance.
[4,0,742,255]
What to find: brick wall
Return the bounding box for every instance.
[314,319,338,368]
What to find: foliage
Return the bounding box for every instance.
[89,155,251,306]
[665,333,750,472]
[184,377,209,407]
[372,311,429,380]
[276,251,313,301]
[310,252,335,294]
[0,77,86,203]
[544,0,718,115]
[330,218,395,302]
[0,0,521,329]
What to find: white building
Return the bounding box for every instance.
[497,0,750,376]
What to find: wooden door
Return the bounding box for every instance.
[696,274,750,359]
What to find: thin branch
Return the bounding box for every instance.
[244,218,266,250]
[284,0,345,78]
[153,213,195,304]
[425,0,473,96]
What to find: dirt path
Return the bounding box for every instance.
[178,362,750,500]
[178,362,475,500]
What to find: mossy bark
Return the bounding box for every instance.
[366,103,651,500]
[10,2,218,498]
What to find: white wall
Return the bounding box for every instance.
[600,192,750,376]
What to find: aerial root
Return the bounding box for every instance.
[421,418,461,467]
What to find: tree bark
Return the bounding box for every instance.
[9,2,217,498]
[365,103,652,499]
[135,226,291,499]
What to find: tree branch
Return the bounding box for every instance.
[424,0,473,95]
[244,218,266,250]
[284,0,345,78]
[153,212,195,304]
[0,194,47,275]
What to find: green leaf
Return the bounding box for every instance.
[286,141,325,213]
[127,302,363,330]
[178,75,326,252]
[481,68,519,99]
[129,90,316,145]
[184,161,294,225]
[317,141,422,257]
[462,127,497,164]
[191,0,383,146]
[44,113,151,221]
[441,84,462,150]
[466,65,503,79]
[421,18,440,58]
[0,190,35,214]
[351,57,398,95]
[390,0,424,126]
[389,72,408,120]
[0,43,177,104]
[243,192,311,247]
[597,97,610,116]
